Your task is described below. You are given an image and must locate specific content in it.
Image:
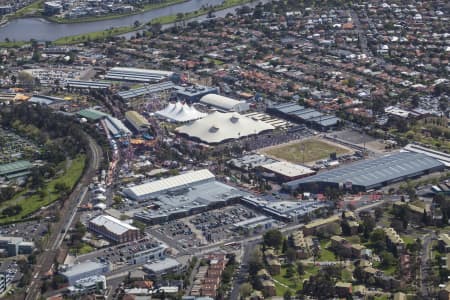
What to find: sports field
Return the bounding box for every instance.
[261,138,351,164]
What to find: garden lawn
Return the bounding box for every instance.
[0,155,86,224]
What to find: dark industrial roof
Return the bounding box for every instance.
[284,152,445,189]
[0,160,33,176]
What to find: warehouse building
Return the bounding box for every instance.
[62,261,110,285]
[284,152,446,192]
[105,67,175,83]
[267,102,341,131]
[125,111,150,133]
[88,215,140,243]
[199,94,250,112]
[65,80,111,90]
[118,81,176,101]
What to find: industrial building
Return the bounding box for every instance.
[176,112,274,144]
[105,67,175,83]
[0,161,33,180]
[125,111,150,133]
[64,80,111,90]
[284,152,446,192]
[88,215,140,243]
[118,82,176,101]
[61,261,110,285]
[267,102,341,131]
[156,102,207,123]
[0,236,35,257]
[199,94,250,112]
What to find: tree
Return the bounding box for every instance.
[297,262,305,275]
[284,290,292,300]
[239,282,252,298]
[380,251,396,269]
[248,247,263,276]
[286,248,297,263]
[17,71,34,88]
[263,229,283,249]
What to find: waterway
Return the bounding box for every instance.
[0,0,224,41]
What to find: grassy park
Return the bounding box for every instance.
[0,154,86,224]
[262,138,350,164]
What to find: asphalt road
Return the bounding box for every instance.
[25,134,102,300]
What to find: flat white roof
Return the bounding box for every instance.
[262,161,315,178]
[124,169,215,199]
[90,215,138,235]
[200,94,243,111]
[143,257,181,272]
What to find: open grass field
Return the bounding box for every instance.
[0,155,86,224]
[273,264,319,295]
[261,138,351,164]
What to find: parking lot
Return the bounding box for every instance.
[0,220,49,243]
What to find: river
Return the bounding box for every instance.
[0,0,224,41]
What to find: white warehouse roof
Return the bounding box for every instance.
[176,112,274,144]
[262,161,315,178]
[200,94,248,112]
[89,215,138,235]
[124,169,215,200]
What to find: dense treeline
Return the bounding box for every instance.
[0,103,107,164]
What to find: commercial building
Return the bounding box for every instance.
[241,196,329,222]
[44,1,62,15]
[260,161,316,182]
[267,102,341,131]
[143,258,182,279]
[0,236,35,257]
[404,143,450,167]
[125,169,215,201]
[284,152,445,192]
[105,67,175,83]
[176,85,218,102]
[131,171,244,224]
[103,115,131,138]
[0,273,6,294]
[0,160,33,180]
[61,261,110,285]
[88,215,140,243]
[156,102,207,123]
[67,275,107,296]
[176,112,274,144]
[199,94,249,112]
[125,111,150,133]
[128,244,167,265]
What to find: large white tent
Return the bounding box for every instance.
[176,111,275,144]
[155,101,207,122]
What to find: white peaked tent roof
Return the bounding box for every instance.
[156,101,207,122]
[176,111,275,144]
